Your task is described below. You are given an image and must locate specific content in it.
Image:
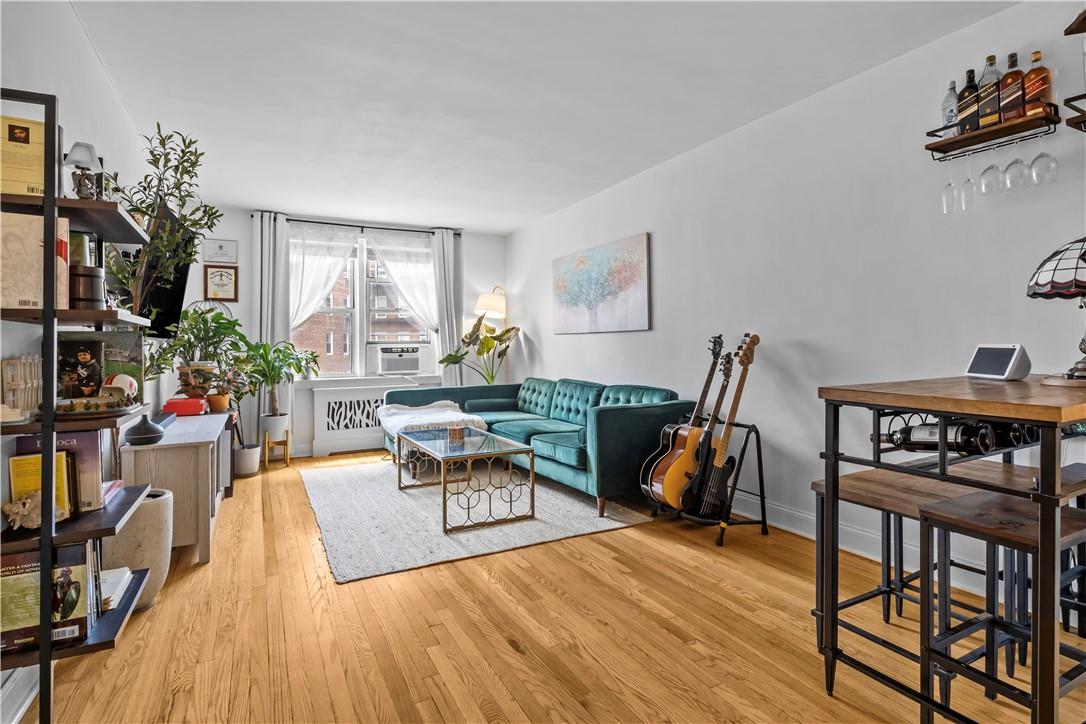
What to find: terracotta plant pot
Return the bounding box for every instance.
[177,361,215,398]
[206,393,230,412]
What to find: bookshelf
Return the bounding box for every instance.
[0,308,151,328]
[1,485,149,555]
[0,193,148,246]
[0,404,149,436]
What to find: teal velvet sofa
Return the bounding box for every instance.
[384,378,695,515]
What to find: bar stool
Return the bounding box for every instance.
[918,491,1086,720]
[811,467,1015,703]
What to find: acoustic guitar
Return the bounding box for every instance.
[678,332,759,524]
[647,349,734,510]
[640,335,725,506]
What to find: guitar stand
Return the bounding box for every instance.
[650,422,769,547]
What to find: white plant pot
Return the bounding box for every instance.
[234,444,261,477]
[261,412,290,441]
[102,488,173,610]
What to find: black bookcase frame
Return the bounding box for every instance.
[2,87,59,723]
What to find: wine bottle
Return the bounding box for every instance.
[978,55,1003,128]
[957,69,980,133]
[1000,52,1025,121]
[941,81,959,137]
[990,422,1027,448]
[888,423,994,456]
[1023,50,1052,117]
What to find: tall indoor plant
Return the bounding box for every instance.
[106,124,223,320]
[439,314,520,384]
[247,340,320,444]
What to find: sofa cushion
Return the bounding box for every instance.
[600,384,677,406]
[490,418,583,444]
[549,379,604,425]
[464,398,518,413]
[531,432,588,469]
[475,410,546,426]
[516,378,555,416]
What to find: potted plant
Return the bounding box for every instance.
[439,314,521,384]
[105,124,223,320]
[246,341,319,445]
[215,360,262,476]
[145,309,245,398]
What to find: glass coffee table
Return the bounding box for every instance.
[396,428,536,533]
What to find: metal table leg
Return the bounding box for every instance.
[920,515,935,724]
[1033,426,1062,723]
[820,402,840,694]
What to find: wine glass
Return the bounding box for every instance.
[941,181,958,215]
[959,175,976,213]
[1002,158,1029,191]
[1030,152,1058,184]
[979,164,1002,195]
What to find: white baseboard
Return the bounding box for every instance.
[728,492,989,597]
[1,666,37,724]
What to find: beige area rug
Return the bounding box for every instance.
[301,461,651,582]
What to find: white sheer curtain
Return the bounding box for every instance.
[288,221,359,330]
[367,229,439,333]
[432,228,462,386]
[251,211,292,443]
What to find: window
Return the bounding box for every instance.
[287,220,435,376]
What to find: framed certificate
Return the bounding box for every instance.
[202,238,238,264]
[204,264,238,302]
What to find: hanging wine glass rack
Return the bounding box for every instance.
[924,103,1061,162]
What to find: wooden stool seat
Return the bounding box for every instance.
[811,460,1038,520]
[919,491,1086,551]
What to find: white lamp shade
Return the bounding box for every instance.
[474,287,507,319]
[64,142,102,172]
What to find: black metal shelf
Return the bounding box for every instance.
[0,193,148,246]
[1,307,150,328]
[1,485,149,555]
[0,568,149,671]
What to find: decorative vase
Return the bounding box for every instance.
[233,444,261,477]
[102,488,173,610]
[177,361,215,398]
[206,393,230,412]
[123,414,165,446]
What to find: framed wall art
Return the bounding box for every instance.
[204,264,238,302]
[553,233,650,334]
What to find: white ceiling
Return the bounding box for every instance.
[74,1,1012,233]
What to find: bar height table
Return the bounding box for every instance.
[817,375,1086,723]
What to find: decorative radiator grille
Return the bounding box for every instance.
[326,398,382,431]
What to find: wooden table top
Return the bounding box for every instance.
[818,375,1086,424]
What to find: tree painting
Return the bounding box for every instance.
[553,234,650,334]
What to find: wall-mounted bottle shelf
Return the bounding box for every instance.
[925,104,1061,162]
[1065,8,1086,35]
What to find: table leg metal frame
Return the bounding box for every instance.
[820,401,1074,722]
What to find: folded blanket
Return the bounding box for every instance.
[377,400,488,437]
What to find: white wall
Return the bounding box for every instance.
[505,3,1086,570]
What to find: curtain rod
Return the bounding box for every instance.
[284,216,461,235]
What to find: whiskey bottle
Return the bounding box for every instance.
[1023,50,1052,117]
[957,69,980,133]
[1000,52,1025,121]
[978,55,1003,127]
[942,81,959,136]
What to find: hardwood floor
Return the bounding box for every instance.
[30,452,1084,722]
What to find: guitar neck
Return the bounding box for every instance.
[712,365,751,467]
[691,359,717,422]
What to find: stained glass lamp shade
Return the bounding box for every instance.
[1027,237,1086,383]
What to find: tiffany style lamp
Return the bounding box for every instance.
[1028,236,1086,385]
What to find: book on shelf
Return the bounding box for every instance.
[16,431,104,512]
[0,541,94,652]
[0,211,69,310]
[102,479,124,506]
[8,450,76,517]
[1,115,45,196]
[98,567,131,612]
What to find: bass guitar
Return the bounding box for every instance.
[647,348,733,510]
[678,333,759,528]
[639,334,724,505]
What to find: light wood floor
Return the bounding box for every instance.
[30,452,1084,723]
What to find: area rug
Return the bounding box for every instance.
[301,461,650,582]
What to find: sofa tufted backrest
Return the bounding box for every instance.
[600,384,677,407]
[516,377,556,416]
[550,379,605,425]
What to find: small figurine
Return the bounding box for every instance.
[1,495,71,530]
